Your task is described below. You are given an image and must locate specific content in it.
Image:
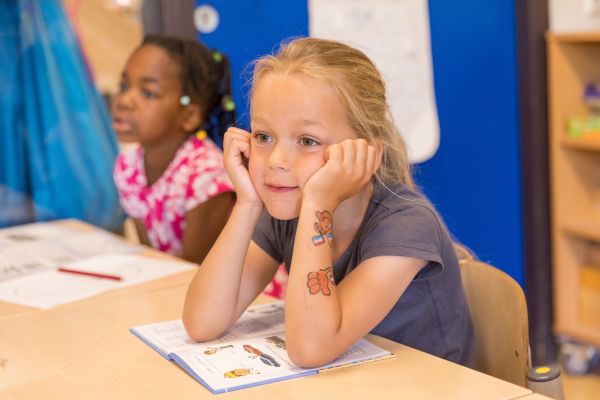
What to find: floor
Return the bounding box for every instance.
[562,371,600,399]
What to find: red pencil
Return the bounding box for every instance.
[57,267,123,281]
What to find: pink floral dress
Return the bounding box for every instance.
[113,136,233,257]
[263,263,288,299]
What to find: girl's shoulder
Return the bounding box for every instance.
[168,136,233,201]
[359,181,454,268]
[114,143,143,175]
[370,181,436,216]
[366,180,446,241]
[175,136,225,170]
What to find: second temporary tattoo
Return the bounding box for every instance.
[312,210,333,246]
[307,267,335,296]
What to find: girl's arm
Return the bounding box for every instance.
[285,139,426,367]
[181,191,234,264]
[132,193,232,265]
[182,128,279,341]
[133,219,151,246]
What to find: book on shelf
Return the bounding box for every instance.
[130,301,395,394]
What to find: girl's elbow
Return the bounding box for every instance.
[182,317,202,342]
[183,323,222,343]
[182,314,221,343]
[286,339,336,368]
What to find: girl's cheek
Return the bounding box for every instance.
[248,156,261,180]
[306,150,327,167]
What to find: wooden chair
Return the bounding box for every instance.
[459,259,564,399]
[460,259,529,386]
[453,242,475,265]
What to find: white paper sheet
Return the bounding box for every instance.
[309,0,439,163]
[0,222,142,282]
[0,253,194,309]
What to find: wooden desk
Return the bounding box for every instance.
[0,275,533,399]
[0,221,534,399]
[516,394,555,399]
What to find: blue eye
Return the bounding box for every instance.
[253,132,272,143]
[299,137,320,147]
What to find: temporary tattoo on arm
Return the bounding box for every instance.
[312,210,333,247]
[306,267,335,296]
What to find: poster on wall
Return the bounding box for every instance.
[309,0,439,163]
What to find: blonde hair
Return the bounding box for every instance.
[251,37,414,189]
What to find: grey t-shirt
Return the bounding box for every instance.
[252,181,474,366]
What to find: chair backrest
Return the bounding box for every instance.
[459,259,529,387]
[453,242,475,264]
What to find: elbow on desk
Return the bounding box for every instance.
[286,339,338,369]
[185,327,220,343]
[182,314,225,343]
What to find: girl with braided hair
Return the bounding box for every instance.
[113,35,235,263]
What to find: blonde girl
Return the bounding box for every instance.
[183,37,473,367]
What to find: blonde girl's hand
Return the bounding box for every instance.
[223,127,261,205]
[302,138,381,210]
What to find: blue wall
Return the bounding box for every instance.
[197,0,308,128]
[198,0,524,284]
[419,0,523,284]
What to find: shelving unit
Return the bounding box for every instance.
[547,32,600,347]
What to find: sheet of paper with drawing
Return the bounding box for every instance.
[0,254,194,309]
[0,221,142,282]
[131,302,394,394]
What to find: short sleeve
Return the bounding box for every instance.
[251,210,284,264]
[113,146,146,218]
[181,142,233,212]
[183,167,233,211]
[361,203,443,266]
[113,152,126,193]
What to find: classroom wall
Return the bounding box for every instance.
[195,1,308,126]
[197,0,524,284]
[417,0,522,284]
[549,0,600,32]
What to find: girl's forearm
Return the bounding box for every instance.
[285,200,344,364]
[182,200,263,341]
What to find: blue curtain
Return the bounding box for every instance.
[0,0,124,230]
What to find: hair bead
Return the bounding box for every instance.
[179,95,191,106]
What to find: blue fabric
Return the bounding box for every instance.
[0,0,124,230]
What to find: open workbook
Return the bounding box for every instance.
[130,301,394,394]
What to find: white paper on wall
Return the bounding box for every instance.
[309,0,439,163]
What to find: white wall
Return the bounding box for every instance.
[550,0,600,32]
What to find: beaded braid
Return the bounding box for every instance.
[141,35,236,148]
[203,50,236,149]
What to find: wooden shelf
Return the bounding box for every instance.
[547,31,600,43]
[562,137,600,151]
[581,265,600,291]
[548,31,600,346]
[580,265,600,328]
[562,219,600,242]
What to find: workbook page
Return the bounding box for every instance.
[131,302,285,358]
[171,333,394,393]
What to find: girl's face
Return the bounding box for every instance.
[249,73,357,220]
[111,45,187,145]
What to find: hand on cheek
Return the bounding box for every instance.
[223,127,262,205]
[303,138,380,209]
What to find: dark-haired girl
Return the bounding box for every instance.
[112,35,235,264]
